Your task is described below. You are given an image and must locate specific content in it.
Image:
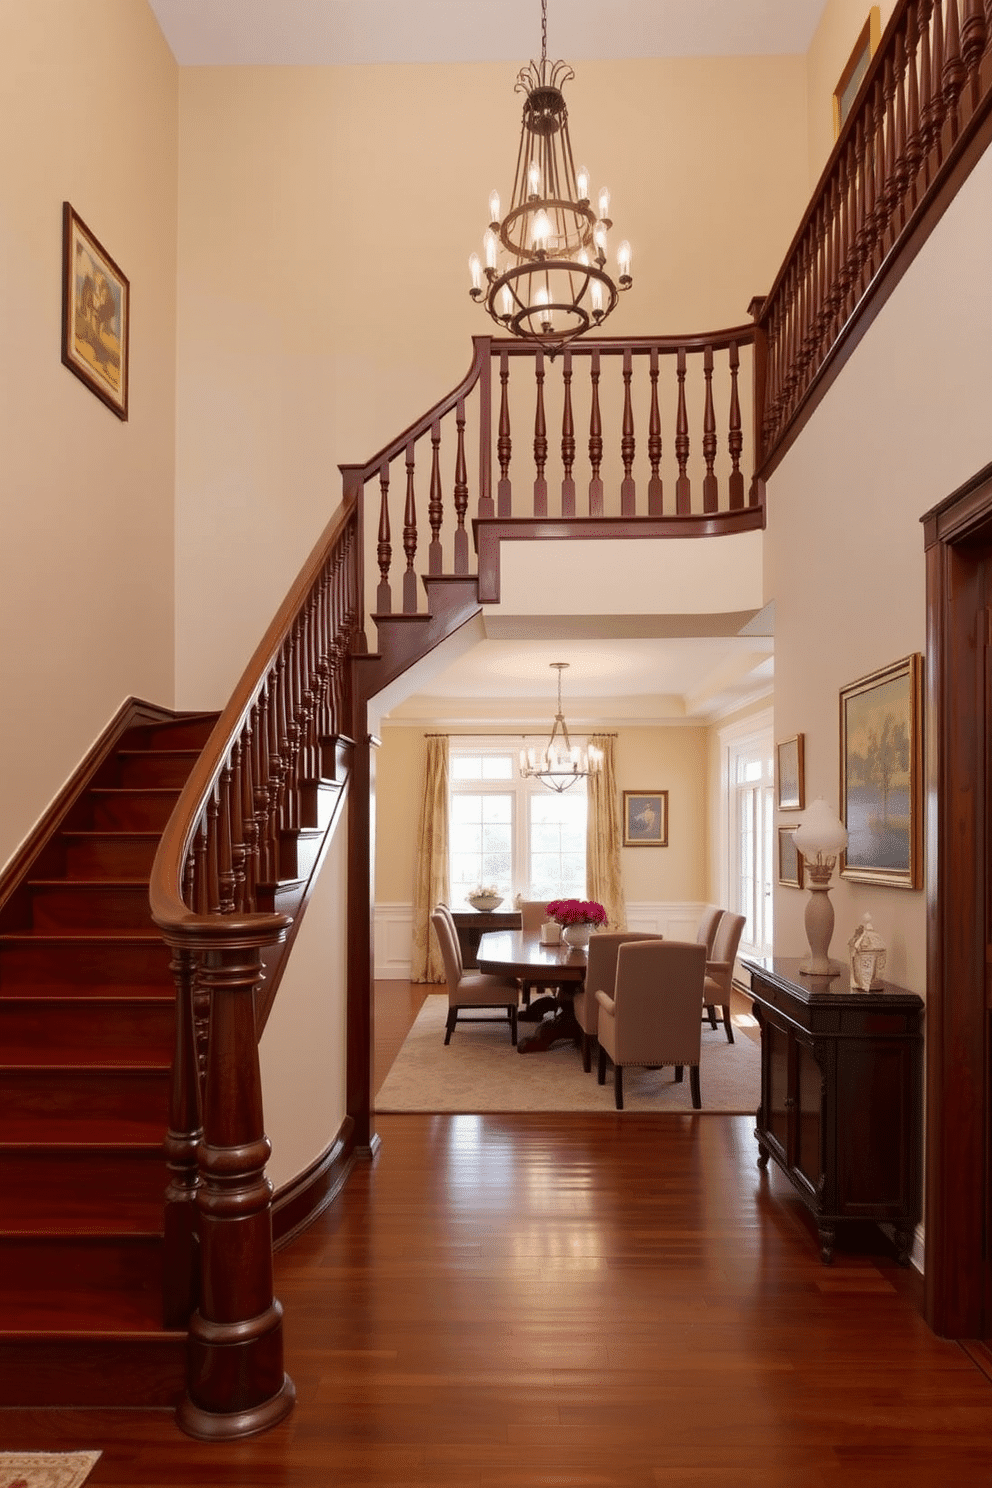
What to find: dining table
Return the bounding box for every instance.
[475,928,587,1053]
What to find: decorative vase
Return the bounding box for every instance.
[561,922,593,952]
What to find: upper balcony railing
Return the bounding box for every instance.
[340,328,763,617]
[755,0,992,471]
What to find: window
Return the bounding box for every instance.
[720,717,774,962]
[448,741,587,906]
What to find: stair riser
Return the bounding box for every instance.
[124,718,217,750]
[89,792,180,830]
[62,834,159,877]
[0,1150,168,1231]
[0,1234,164,1312]
[0,938,171,993]
[0,999,174,1060]
[278,831,323,882]
[1,1069,170,1126]
[0,1336,185,1407]
[113,752,201,789]
[29,885,153,932]
[298,779,344,831]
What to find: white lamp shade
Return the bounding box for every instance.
[792,797,849,857]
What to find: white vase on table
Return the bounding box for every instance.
[561,923,593,952]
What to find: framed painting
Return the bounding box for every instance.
[777,825,804,889]
[622,790,668,847]
[833,6,881,138]
[776,733,805,811]
[840,653,923,888]
[61,202,130,420]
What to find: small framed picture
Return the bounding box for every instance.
[778,825,804,888]
[622,790,668,847]
[832,6,881,137]
[776,734,805,811]
[61,202,130,420]
[840,653,923,888]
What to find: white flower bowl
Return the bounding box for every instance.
[467,893,503,912]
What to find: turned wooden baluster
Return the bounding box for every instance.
[728,341,744,511]
[918,0,938,186]
[560,351,576,516]
[453,399,469,573]
[928,0,948,171]
[281,625,301,834]
[239,718,258,911]
[701,346,718,514]
[674,347,690,515]
[426,423,443,581]
[176,931,294,1440]
[267,654,288,852]
[533,352,548,516]
[375,461,391,615]
[403,440,419,613]
[943,0,966,142]
[588,350,604,515]
[497,348,512,516]
[647,347,663,515]
[855,107,878,294]
[903,3,925,207]
[960,0,988,107]
[836,138,858,324]
[619,348,636,516]
[163,944,202,1328]
[223,748,243,914]
[253,687,276,888]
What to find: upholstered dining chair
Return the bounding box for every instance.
[695,904,723,959]
[702,910,747,1044]
[596,940,707,1110]
[430,908,521,1046]
[573,930,661,1073]
[515,898,554,1010]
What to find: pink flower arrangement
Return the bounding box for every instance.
[546,898,608,929]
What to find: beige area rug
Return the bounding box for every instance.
[377,993,761,1114]
[0,1454,101,1488]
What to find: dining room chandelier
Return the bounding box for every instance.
[520,663,603,793]
[468,0,633,351]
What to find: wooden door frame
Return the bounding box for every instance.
[923,459,992,1337]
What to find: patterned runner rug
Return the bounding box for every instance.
[377,993,761,1114]
[0,1455,101,1488]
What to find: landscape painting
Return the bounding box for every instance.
[840,654,922,888]
[61,202,129,419]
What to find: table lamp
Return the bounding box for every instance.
[792,797,849,975]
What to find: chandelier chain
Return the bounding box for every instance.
[540,0,547,65]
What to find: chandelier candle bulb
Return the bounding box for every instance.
[598,186,611,220]
[617,240,632,282]
[468,253,482,292]
[593,220,607,257]
[484,229,498,269]
[489,189,501,223]
[528,160,541,195]
[576,165,589,200]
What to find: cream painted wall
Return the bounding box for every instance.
[173,55,808,708]
[374,722,708,914]
[806,0,899,184]
[0,1,179,868]
[766,143,992,995]
[260,798,349,1191]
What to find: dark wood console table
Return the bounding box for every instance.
[743,957,923,1266]
[450,909,521,969]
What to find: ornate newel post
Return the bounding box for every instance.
[175,919,294,1441]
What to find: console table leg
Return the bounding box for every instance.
[818,1223,836,1265]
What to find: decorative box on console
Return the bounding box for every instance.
[743,957,923,1267]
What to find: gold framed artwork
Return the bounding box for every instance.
[777,825,804,889]
[839,653,923,888]
[622,791,668,847]
[776,733,805,811]
[61,202,130,420]
[833,6,881,138]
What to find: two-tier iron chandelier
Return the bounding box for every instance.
[520,663,603,793]
[468,0,633,351]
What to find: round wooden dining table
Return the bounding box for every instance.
[475,929,587,1053]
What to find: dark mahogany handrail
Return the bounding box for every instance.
[755,0,992,473]
[149,496,361,1439]
[342,325,761,619]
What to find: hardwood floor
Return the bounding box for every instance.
[3,982,992,1484]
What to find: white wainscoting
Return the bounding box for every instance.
[372,902,708,980]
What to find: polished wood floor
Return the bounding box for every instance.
[3,983,992,1485]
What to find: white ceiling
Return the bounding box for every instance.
[148,0,797,725]
[147,0,829,67]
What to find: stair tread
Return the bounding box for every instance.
[1,1117,167,1143]
[0,930,162,941]
[2,1049,171,1067]
[27,878,150,887]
